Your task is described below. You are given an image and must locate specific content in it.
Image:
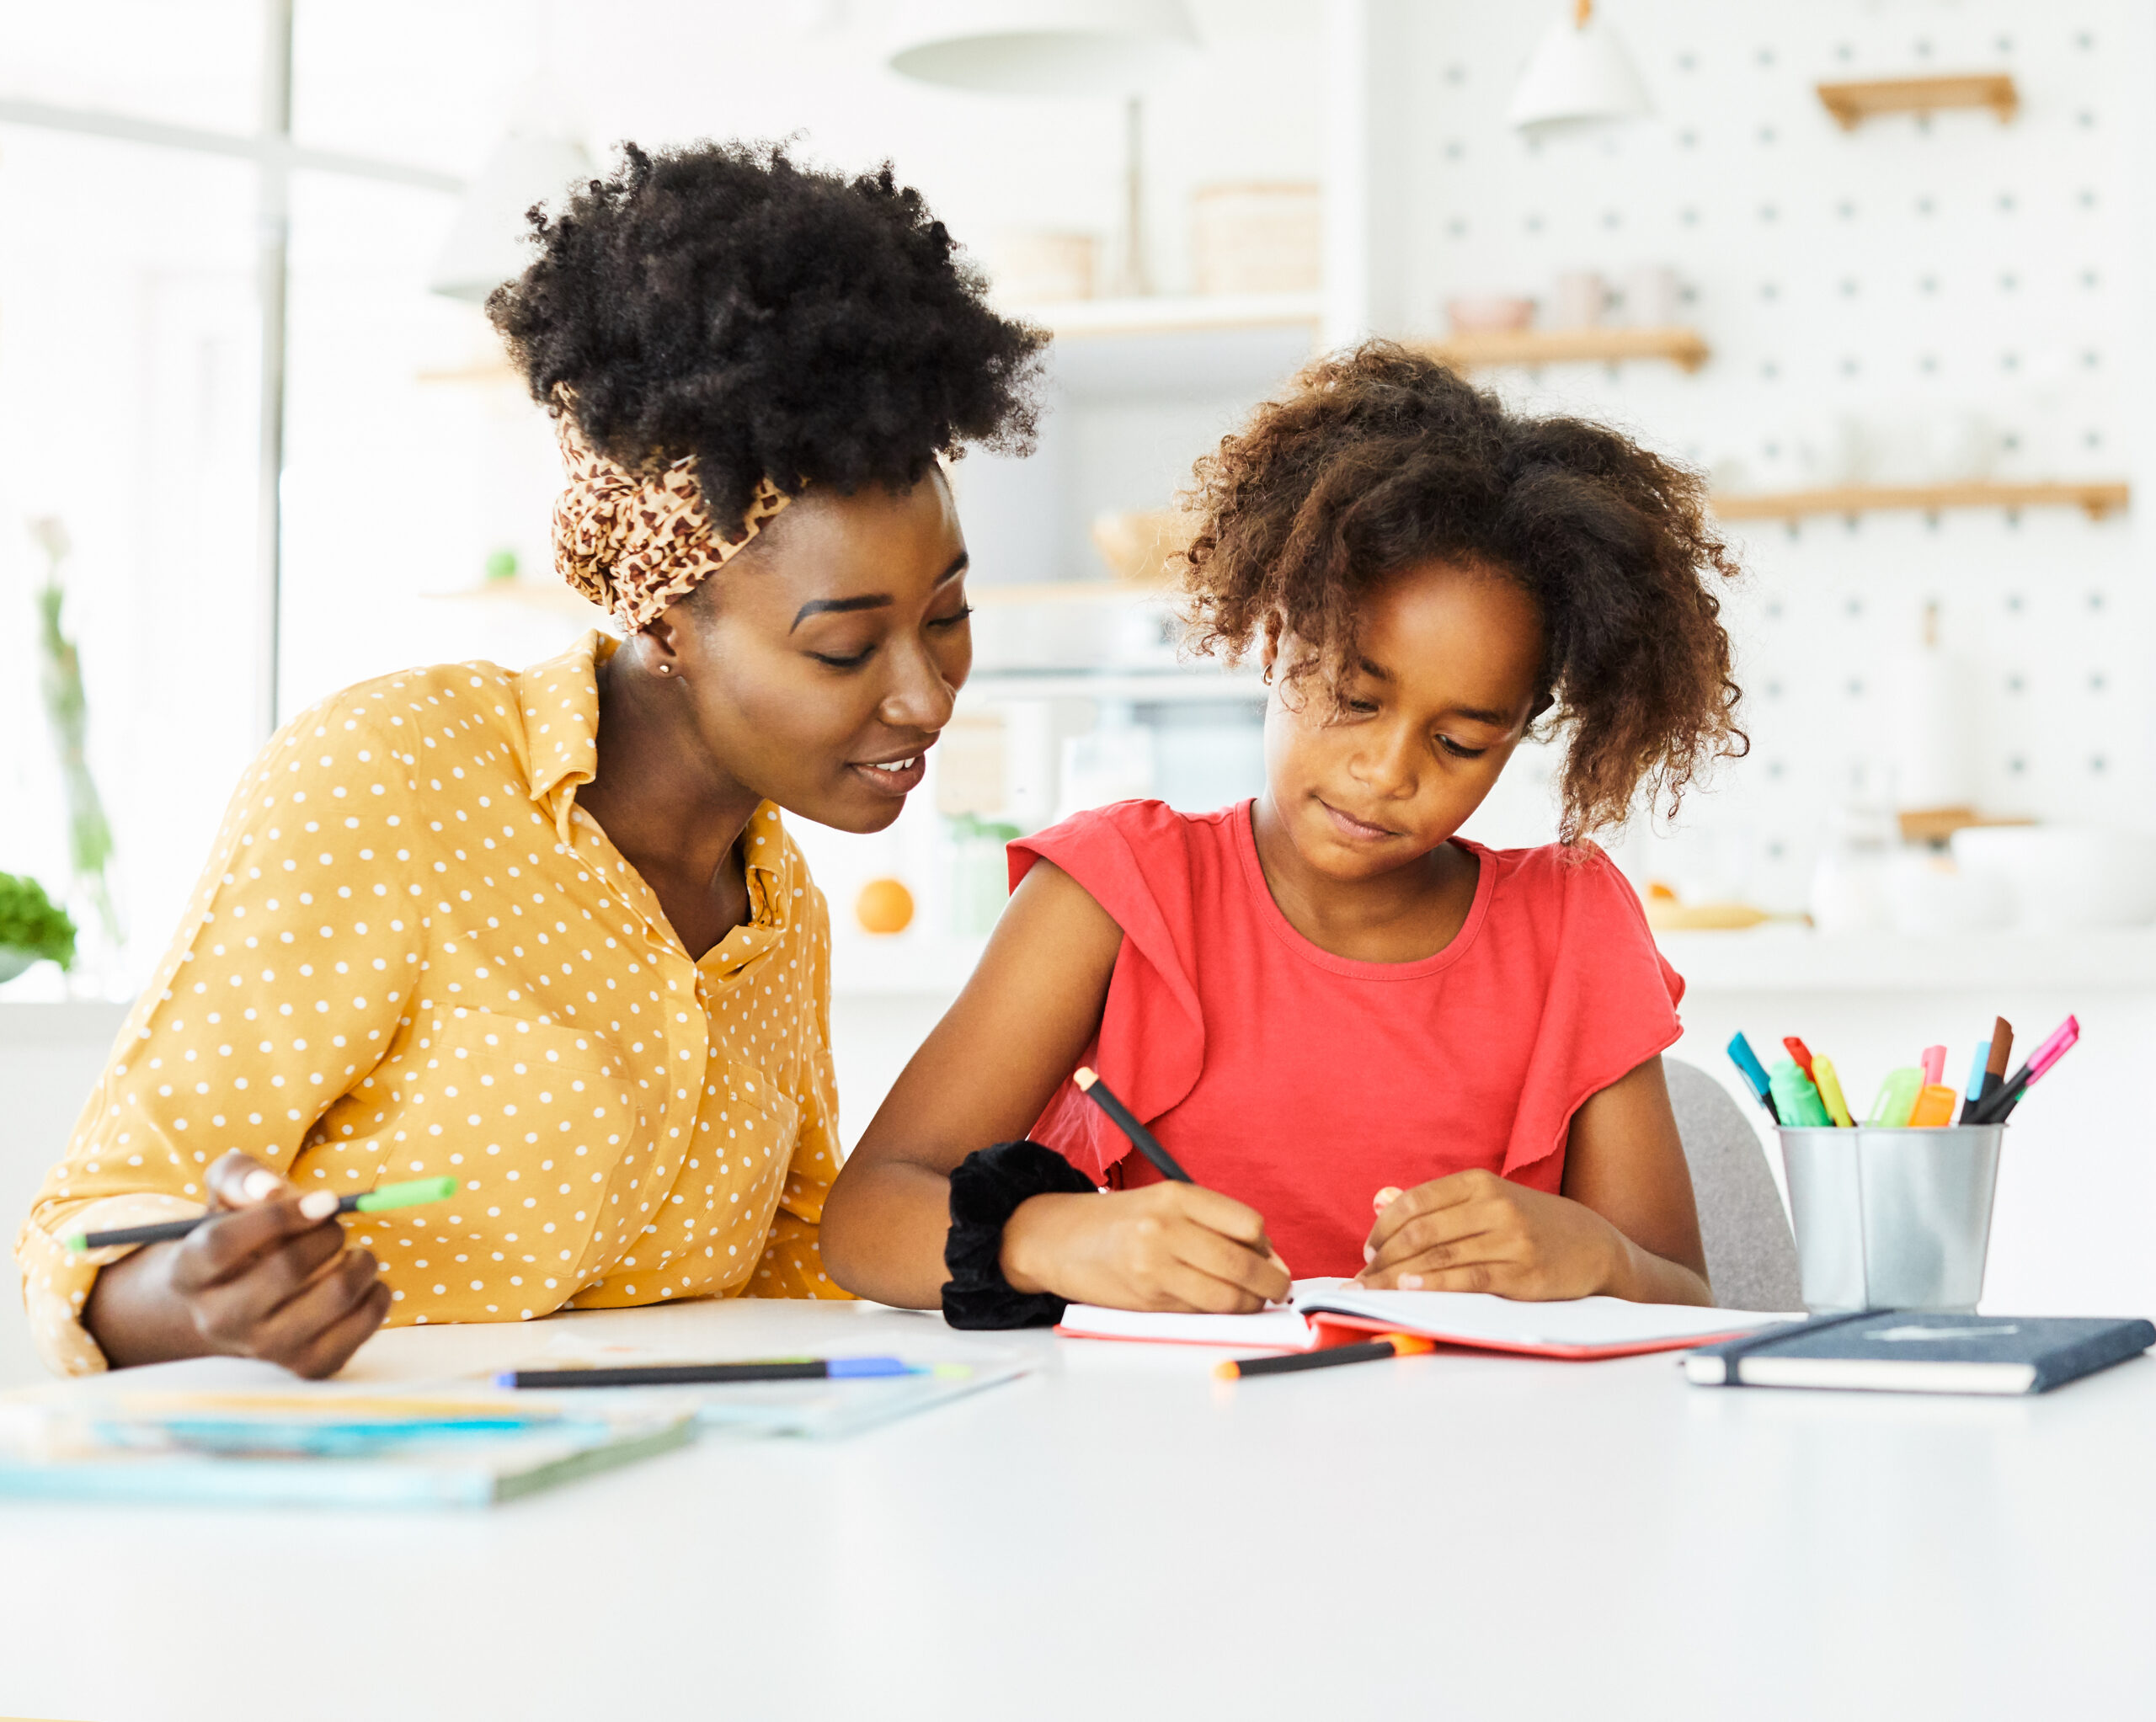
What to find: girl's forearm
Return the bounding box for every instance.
[1603,1230,1713,1306]
[819,1159,955,1309]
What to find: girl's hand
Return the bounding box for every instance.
[1000,1184,1293,1313]
[83,1150,392,1377]
[1354,1170,1630,1300]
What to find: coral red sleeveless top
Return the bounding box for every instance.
[1011,800,1684,1278]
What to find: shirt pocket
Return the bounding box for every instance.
[425,1010,644,1287]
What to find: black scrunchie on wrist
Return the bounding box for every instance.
[942,1139,1097,1330]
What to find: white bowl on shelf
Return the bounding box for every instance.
[1950,825,2156,930]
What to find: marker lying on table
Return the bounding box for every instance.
[1215,1334,1435,1380]
[63,1174,457,1253]
[1726,1033,1782,1124]
[498,1358,920,1389]
[1074,1066,1194,1183]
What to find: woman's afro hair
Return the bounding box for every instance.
[488,140,1046,523]
[1180,342,1747,842]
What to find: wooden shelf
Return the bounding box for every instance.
[1712,481,2129,523]
[424,578,608,621]
[1016,291,1322,340]
[1816,73,2019,131]
[1412,326,1710,373]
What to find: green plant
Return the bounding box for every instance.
[27,516,118,943]
[0,872,77,967]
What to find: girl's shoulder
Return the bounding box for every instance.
[1007,797,1238,890]
[1468,836,1679,1002]
[1475,836,1639,908]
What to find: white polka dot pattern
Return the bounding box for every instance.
[14,631,850,1376]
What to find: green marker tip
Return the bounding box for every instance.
[352,1174,458,1215]
[61,1234,87,1254]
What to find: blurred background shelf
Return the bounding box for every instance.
[1711,480,2131,523]
[1815,72,2020,131]
[1411,327,1710,372]
[825,925,2156,1004]
[1657,926,2156,993]
[1020,291,1322,339]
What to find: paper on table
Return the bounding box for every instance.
[1056,1282,1785,1359]
[1055,1280,1348,1349]
[1299,1288,1785,1357]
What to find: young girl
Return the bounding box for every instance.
[820,344,1745,1323]
[17,143,1041,1376]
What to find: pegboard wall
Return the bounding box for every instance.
[1392,0,2153,911]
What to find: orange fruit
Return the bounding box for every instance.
[855,877,915,936]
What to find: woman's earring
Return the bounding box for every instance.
[656,663,673,676]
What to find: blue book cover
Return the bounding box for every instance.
[1685,1310,2155,1396]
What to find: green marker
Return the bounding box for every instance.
[63,1175,457,1253]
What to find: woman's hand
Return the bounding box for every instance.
[83,1150,392,1377]
[1354,1170,1633,1300]
[1001,1184,1293,1313]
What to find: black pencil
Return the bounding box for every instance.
[1214,1334,1434,1378]
[1073,1066,1194,1184]
[496,1357,914,1389]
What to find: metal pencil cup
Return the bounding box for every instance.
[1778,1126,2005,1313]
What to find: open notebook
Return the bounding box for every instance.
[1057,1280,1785,1361]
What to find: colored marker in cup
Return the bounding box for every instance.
[1866,1069,1922,1128]
[1810,1055,1856,1128]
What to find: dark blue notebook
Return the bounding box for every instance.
[1685,1310,2155,1396]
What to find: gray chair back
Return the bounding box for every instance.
[1663,1056,1802,1311]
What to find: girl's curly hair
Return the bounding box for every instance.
[488,140,1046,523]
[1180,342,1746,841]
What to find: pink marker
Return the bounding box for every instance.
[2028,1016,2080,1076]
[1920,1044,1947,1087]
[1977,1016,2080,1122]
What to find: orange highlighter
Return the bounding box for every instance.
[1908,1083,1960,1127]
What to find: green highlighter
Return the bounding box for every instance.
[63,1175,456,1253]
[1768,1058,1832,1128]
[1865,1068,1924,1128]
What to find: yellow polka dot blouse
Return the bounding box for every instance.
[16,631,852,1375]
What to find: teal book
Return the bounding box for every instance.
[1684,1310,2156,1396]
[0,1367,693,1508]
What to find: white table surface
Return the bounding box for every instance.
[2,1298,2150,1722]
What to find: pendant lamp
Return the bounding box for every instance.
[428,128,591,301]
[1508,0,1652,138]
[886,0,1201,296]
[887,0,1198,94]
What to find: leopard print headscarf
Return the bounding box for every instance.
[552,403,791,631]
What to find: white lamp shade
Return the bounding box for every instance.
[887,0,1199,95]
[1507,6,1652,136]
[429,131,593,302]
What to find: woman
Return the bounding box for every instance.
[16,141,1042,1376]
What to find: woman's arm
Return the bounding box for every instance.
[819,861,1289,1313]
[1356,1056,1711,1305]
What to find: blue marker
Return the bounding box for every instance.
[1958,1039,1991,1124]
[1726,1032,1782,1124]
